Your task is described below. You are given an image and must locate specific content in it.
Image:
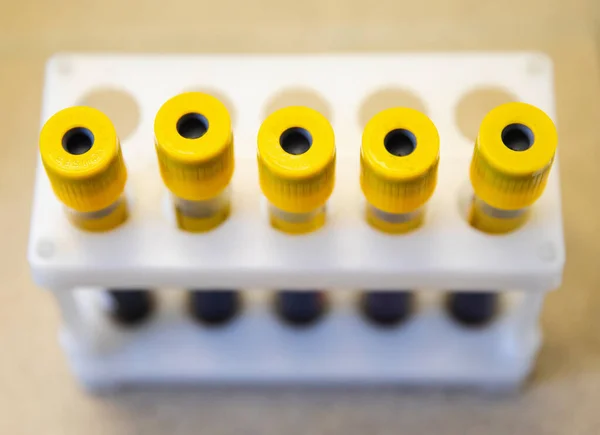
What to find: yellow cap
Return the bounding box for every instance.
[154,92,234,201]
[470,102,557,210]
[257,106,335,213]
[39,106,127,213]
[361,107,440,214]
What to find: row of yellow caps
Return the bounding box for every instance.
[39,92,557,231]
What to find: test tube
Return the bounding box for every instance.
[154,92,234,232]
[257,106,336,326]
[360,107,440,325]
[39,106,128,232]
[40,107,152,324]
[448,102,558,326]
[154,92,238,324]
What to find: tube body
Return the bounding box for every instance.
[257,106,335,234]
[361,107,440,233]
[154,92,234,232]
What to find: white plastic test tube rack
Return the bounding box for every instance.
[28,54,564,392]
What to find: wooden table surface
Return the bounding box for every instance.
[1,1,600,433]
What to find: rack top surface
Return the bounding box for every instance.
[29,54,564,291]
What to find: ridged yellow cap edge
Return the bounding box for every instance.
[39,106,127,213]
[154,92,234,201]
[361,107,440,214]
[470,102,557,210]
[257,106,336,213]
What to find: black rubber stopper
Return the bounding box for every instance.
[107,290,154,326]
[361,291,414,327]
[189,290,240,326]
[279,127,312,155]
[447,292,498,327]
[383,128,417,157]
[62,127,94,155]
[275,291,326,327]
[177,113,209,139]
[501,123,534,152]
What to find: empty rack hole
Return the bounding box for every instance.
[359,88,427,128]
[384,129,417,157]
[62,127,94,155]
[455,87,518,142]
[280,127,313,155]
[501,123,534,152]
[78,88,140,141]
[177,113,209,139]
[264,88,332,121]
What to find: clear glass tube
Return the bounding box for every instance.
[173,188,231,232]
[468,196,529,234]
[268,203,326,234]
[65,195,128,232]
[366,204,424,234]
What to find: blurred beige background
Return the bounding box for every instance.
[1,1,600,434]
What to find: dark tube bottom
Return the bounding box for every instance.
[361,291,414,327]
[275,290,327,327]
[447,292,498,327]
[107,289,154,326]
[189,290,240,326]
